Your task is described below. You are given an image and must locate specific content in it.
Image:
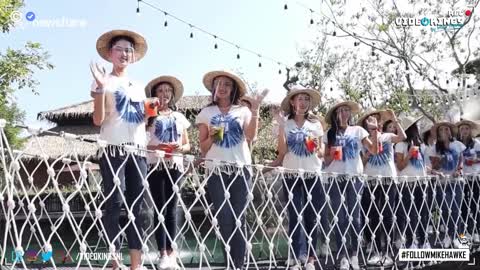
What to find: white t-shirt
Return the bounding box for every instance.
[395,141,427,177]
[363,133,397,177]
[323,125,369,175]
[462,139,480,174]
[146,111,191,171]
[282,119,323,172]
[425,140,466,176]
[195,105,252,171]
[91,74,147,149]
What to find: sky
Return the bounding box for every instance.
[1,0,322,128]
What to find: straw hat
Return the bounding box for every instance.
[399,115,423,131]
[145,75,184,102]
[356,109,391,127]
[202,70,247,98]
[280,88,321,114]
[325,100,361,124]
[431,121,457,138]
[96,29,148,62]
[456,119,480,137]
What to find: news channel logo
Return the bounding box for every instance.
[3,7,87,29]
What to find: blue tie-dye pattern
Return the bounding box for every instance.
[463,147,474,165]
[409,149,424,169]
[210,113,243,148]
[154,117,179,143]
[114,89,144,124]
[441,148,459,171]
[367,141,392,167]
[337,135,358,161]
[287,128,313,157]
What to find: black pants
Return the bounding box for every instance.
[148,168,182,251]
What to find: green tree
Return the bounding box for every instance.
[0,0,54,148]
[287,0,480,122]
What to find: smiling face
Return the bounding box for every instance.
[153,82,174,109]
[108,39,135,68]
[213,76,235,102]
[290,93,311,114]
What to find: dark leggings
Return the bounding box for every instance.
[100,152,147,251]
[148,168,182,251]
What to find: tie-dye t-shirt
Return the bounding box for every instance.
[195,105,252,170]
[282,119,324,171]
[90,75,146,148]
[363,133,397,177]
[323,126,369,175]
[462,139,480,174]
[395,141,427,177]
[425,140,466,176]
[146,111,191,170]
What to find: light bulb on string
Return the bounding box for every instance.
[214,36,218,49]
[163,12,168,27]
[284,3,288,10]
[189,24,194,38]
[136,0,140,15]
[258,54,262,68]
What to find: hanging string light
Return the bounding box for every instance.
[139,0,289,73]
[136,0,141,14]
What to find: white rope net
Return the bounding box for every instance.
[0,124,478,269]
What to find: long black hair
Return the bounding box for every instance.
[326,107,354,147]
[206,77,241,107]
[423,130,432,146]
[435,125,454,155]
[147,82,178,128]
[405,124,422,151]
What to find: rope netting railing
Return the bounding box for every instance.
[0,123,479,270]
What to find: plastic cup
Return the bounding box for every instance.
[332,146,343,161]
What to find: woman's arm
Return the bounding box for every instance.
[362,133,379,154]
[316,136,325,159]
[245,108,260,142]
[92,93,105,126]
[395,152,409,171]
[198,124,215,156]
[391,120,407,143]
[180,128,191,153]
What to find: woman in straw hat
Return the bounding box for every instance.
[456,119,480,244]
[323,100,379,270]
[394,115,431,267]
[90,29,154,270]
[195,70,267,269]
[144,75,190,270]
[270,87,325,270]
[358,109,405,267]
[425,121,467,249]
